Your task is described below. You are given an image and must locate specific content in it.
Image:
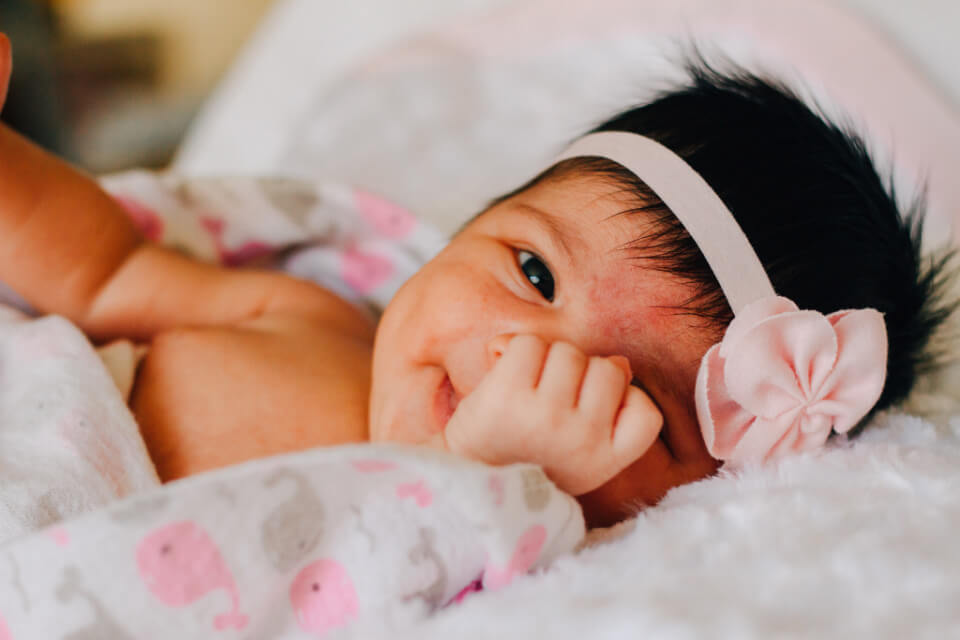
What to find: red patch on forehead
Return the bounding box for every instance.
[585,271,679,345]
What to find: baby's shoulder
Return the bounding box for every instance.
[133,304,375,480]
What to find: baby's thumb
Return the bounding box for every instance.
[611,386,663,470]
[422,431,449,452]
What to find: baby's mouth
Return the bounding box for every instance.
[433,373,460,432]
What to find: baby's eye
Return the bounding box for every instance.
[516,250,555,302]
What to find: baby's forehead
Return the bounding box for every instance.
[485,172,653,250]
[510,170,643,219]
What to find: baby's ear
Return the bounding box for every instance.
[0,33,11,112]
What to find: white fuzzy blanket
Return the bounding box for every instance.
[356,410,960,639]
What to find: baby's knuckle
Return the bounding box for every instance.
[512,334,544,351]
[550,341,583,362]
[590,356,624,380]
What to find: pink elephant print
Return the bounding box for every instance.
[290,559,358,635]
[447,579,483,607]
[49,526,70,547]
[353,189,416,238]
[488,474,505,506]
[396,480,432,507]
[201,216,272,267]
[136,521,248,630]
[350,459,396,473]
[113,195,164,242]
[340,246,394,295]
[483,524,548,590]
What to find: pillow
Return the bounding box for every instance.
[176,0,960,241]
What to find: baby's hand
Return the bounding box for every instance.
[438,335,663,496]
[0,34,10,111]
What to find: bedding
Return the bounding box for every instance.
[0,307,158,543]
[175,0,960,245]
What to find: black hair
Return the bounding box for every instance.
[489,59,957,429]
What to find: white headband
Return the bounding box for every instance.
[553,131,775,315]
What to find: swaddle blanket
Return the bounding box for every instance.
[0,305,159,543]
[99,170,448,314]
[0,171,449,541]
[0,444,584,638]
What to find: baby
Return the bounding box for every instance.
[0,34,951,528]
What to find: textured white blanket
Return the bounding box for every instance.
[369,410,960,639]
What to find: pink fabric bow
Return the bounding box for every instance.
[695,296,887,467]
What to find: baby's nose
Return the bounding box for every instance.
[486,334,515,367]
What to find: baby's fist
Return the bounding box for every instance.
[441,335,664,495]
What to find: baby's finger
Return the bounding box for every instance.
[607,355,632,379]
[576,356,629,419]
[421,431,449,453]
[610,386,663,471]
[537,341,587,403]
[494,334,548,388]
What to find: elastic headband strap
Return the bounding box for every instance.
[554,131,775,315]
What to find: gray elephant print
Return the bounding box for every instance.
[56,566,134,640]
[260,468,326,571]
[521,468,551,511]
[404,527,448,607]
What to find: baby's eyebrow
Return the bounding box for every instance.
[512,203,579,263]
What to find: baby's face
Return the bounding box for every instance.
[370,172,720,526]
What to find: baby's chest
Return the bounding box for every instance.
[129,319,374,481]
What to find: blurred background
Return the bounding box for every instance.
[0,0,957,227]
[0,0,274,171]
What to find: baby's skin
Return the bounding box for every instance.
[0,36,717,527]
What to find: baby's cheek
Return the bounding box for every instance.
[584,275,669,344]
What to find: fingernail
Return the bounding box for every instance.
[609,355,632,377]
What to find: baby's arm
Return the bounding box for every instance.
[0,36,364,342]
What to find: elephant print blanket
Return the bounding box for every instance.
[0,444,584,638]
